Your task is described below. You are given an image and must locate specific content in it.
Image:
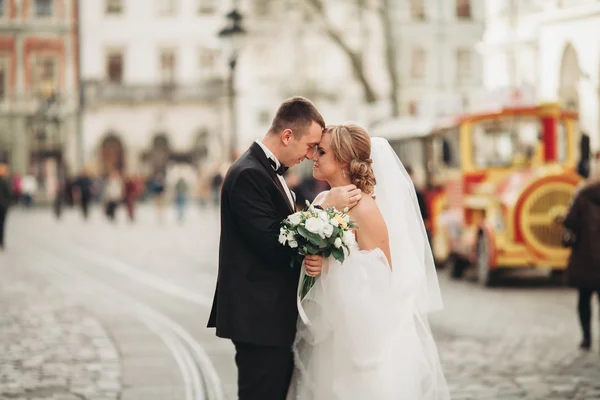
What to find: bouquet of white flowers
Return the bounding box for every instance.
[279,201,357,298]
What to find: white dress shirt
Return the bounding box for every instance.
[255,140,295,208]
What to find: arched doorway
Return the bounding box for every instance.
[146,133,171,175]
[100,133,125,175]
[559,43,580,112]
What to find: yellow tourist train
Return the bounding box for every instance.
[373,102,582,286]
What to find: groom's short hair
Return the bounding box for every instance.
[268,96,325,137]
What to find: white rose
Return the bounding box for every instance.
[322,223,334,238]
[286,231,296,243]
[318,211,329,222]
[289,239,298,248]
[343,214,350,223]
[342,230,355,246]
[334,237,342,248]
[330,218,339,227]
[288,212,303,226]
[305,217,325,235]
[278,228,288,245]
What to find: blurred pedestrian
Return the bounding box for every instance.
[174,177,189,223]
[211,170,223,208]
[590,151,600,180]
[10,173,21,205]
[73,168,93,220]
[563,179,600,351]
[53,161,68,220]
[149,172,166,223]
[124,175,140,222]
[21,172,37,209]
[0,164,11,250]
[104,170,124,222]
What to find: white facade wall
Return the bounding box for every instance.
[393,0,485,118]
[80,0,486,168]
[480,0,600,150]
[80,0,226,171]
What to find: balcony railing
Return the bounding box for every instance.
[83,80,225,106]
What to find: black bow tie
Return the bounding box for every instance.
[268,158,288,176]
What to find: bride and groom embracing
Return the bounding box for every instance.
[207,96,450,400]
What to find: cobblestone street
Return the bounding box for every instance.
[1,205,599,399]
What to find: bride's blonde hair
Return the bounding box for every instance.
[324,123,376,194]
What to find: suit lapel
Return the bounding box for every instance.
[249,143,295,213]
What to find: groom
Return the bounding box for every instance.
[207,96,361,400]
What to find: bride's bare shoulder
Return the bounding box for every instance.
[351,194,379,215]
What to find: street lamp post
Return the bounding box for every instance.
[218,8,246,161]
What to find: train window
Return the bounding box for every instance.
[434,128,460,169]
[471,117,540,168]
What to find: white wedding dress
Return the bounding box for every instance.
[287,138,450,400]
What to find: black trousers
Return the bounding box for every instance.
[578,288,600,341]
[81,198,90,219]
[105,201,118,221]
[233,341,294,400]
[0,207,6,247]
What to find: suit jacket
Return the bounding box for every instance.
[564,181,600,288]
[207,142,299,347]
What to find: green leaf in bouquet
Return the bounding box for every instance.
[297,225,312,240]
[297,226,326,247]
[332,248,345,263]
[331,226,340,237]
[306,246,321,255]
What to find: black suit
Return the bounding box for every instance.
[208,143,299,400]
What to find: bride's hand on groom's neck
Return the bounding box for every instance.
[322,185,362,211]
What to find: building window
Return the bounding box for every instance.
[106,0,123,14]
[456,0,471,19]
[198,0,216,14]
[411,47,426,79]
[35,0,53,17]
[199,47,219,76]
[33,58,57,98]
[456,48,471,84]
[160,49,176,86]
[157,0,178,16]
[106,51,124,83]
[411,0,426,20]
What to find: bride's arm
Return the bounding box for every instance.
[349,196,392,269]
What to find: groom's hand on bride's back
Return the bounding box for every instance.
[305,255,323,277]
[323,185,362,210]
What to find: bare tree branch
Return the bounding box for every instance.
[305,0,378,104]
[379,0,400,116]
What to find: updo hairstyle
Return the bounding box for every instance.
[324,123,376,194]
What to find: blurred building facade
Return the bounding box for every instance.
[80,0,226,176]
[0,0,80,184]
[234,0,485,153]
[77,0,486,171]
[480,0,600,151]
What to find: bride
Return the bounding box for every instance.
[287,124,450,399]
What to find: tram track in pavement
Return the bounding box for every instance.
[15,236,225,400]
